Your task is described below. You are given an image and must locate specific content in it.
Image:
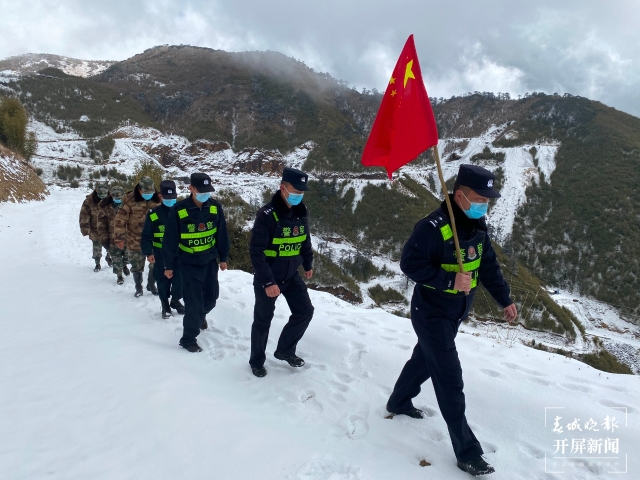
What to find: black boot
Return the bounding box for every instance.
[161,298,172,319]
[123,265,130,276]
[274,351,305,367]
[169,299,185,314]
[106,255,113,267]
[200,318,208,330]
[147,279,158,295]
[133,272,143,297]
[252,367,267,378]
[386,405,425,419]
[457,456,495,476]
[116,274,124,285]
[93,260,101,272]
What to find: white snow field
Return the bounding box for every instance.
[0,189,638,480]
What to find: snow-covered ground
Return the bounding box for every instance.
[0,188,638,479]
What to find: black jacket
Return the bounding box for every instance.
[400,195,512,321]
[250,191,313,287]
[162,195,230,270]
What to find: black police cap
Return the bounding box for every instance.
[160,180,177,199]
[457,164,501,198]
[282,167,309,191]
[190,172,214,193]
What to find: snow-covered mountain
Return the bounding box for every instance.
[0,53,113,77]
[0,188,637,479]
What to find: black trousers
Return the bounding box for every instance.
[387,300,483,463]
[153,258,183,304]
[179,261,219,347]
[249,274,314,369]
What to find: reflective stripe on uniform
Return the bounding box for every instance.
[152,242,163,248]
[441,258,481,272]
[178,209,189,219]
[440,224,453,241]
[150,213,159,222]
[210,205,218,214]
[272,234,307,245]
[179,242,215,254]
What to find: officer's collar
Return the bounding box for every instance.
[91,191,101,203]
[186,194,211,209]
[441,194,487,233]
[272,191,306,217]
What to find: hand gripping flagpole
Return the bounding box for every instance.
[432,144,469,296]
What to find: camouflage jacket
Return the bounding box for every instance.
[98,197,123,246]
[114,188,160,252]
[79,191,102,241]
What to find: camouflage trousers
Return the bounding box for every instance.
[109,245,129,276]
[128,250,155,286]
[92,239,111,262]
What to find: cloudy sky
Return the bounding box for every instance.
[2,0,639,116]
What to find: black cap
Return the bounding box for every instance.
[190,172,214,193]
[282,167,309,191]
[160,180,177,199]
[457,164,500,198]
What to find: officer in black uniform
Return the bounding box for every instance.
[249,167,314,378]
[386,164,517,477]
[162,173,230,353]
[141,180,185,319]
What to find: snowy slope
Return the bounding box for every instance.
[0,54,113,77]
[0,189,637,480]
[402,127,559,244]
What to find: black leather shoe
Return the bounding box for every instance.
[274,351,305,367]
[181,343,202,353]
[93,263,101,272]
[252,367,267,378]
[457,456,495,476]
[386,406,425,419]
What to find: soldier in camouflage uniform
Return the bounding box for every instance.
[98,185,130,284]
[79,182,112,272]
[114,176,161,297]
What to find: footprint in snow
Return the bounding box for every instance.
[479,369,501,378]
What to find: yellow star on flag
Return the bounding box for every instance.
[389,77,396,84]
[391,90,397,97]
[404,60,415,87]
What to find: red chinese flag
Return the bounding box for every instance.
[361,35,439,178]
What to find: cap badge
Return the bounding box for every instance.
[204,180,209,185]
[487,179,493,188]
[168,189,173,194]
[301,177,306,182]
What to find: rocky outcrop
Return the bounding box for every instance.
[0,146,48,203]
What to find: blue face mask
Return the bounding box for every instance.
[284,186,304,206]
[141,193,154,201]
[195,192,210,203]
[113,198,122,204]
[163,199,176,207]
[462,192,488,219]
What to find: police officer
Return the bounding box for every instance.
[248,167,314,378]
[79,182,112,271]
[162,173,230,353]
[141,180,185,319]
[386,164,517,477]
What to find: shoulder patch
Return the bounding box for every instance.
[263,206,273,216]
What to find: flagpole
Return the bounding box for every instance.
[433,144,468,296]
